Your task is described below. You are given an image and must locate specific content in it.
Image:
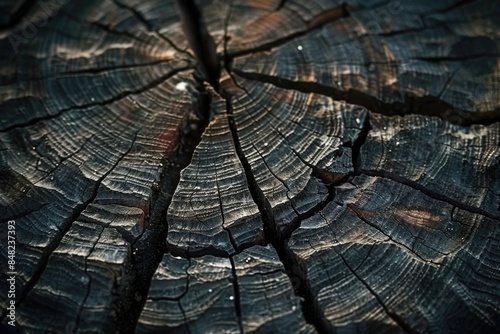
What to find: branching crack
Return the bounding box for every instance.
[8,131,138,320]
[221,86,332,333]
[112,77,211,332]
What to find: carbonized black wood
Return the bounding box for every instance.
[0,0,499,333]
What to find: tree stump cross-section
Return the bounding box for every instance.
[0,0,499,333]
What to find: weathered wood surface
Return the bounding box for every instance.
[0,0,499,333]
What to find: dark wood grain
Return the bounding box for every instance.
[0,0,499,333]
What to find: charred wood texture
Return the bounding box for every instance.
[0,0,499,333]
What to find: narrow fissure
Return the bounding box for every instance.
[334,247,415,333]
[229,256,244,333]
[226,4,350,59]
[113,79,212,332]
[223,92,332,333]
[0,0,38,29]
[225,47,341,331]
[214,159,239,254]
[178,301,192,334]
[175,0,221,91]
[347,204,446,264]
[233,69,500,126]
[112,0,192,57]
[223,96,275,243]
[249,141,304,237]
[282,183,336,241]
[74,220,109,329]
[351,112,372,174]
[3,59,175,83]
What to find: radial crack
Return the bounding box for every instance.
[112,78,212,332]
[74,220,109,330]
[229,256,244,333]
[110,0,190,56]
[175,0,221,91]
[348,204,447,264]
[334,246,415,333]
[0,66,191,133]
[8,60,179,83]
[351,112,372,173]
[221,87,332,333]
[233,70,500,126]
[226,4,349,59]
[214,155,238,253]
[8,131,138,318]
